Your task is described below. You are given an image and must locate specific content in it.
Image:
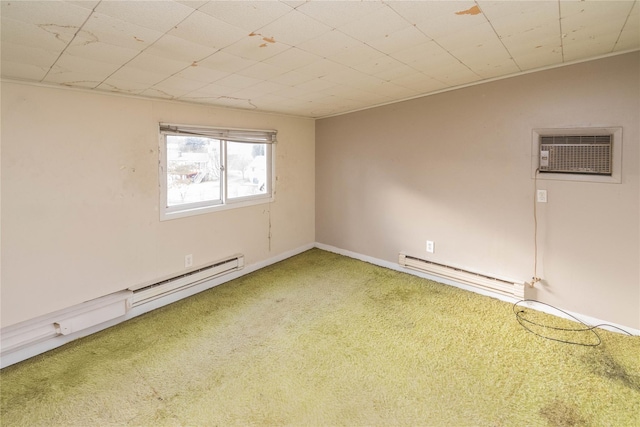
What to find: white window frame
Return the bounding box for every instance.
[531,127,622,184]
[159,123,276,221]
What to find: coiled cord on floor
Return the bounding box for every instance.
[513,299,633,346]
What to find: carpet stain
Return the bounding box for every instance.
[539,399,589,427]
[583,346,640,392]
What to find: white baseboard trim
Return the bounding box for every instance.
[314,243,640,336]
[0,243,315,369]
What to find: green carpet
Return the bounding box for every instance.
[1,249,639,426]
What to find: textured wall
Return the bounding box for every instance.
[1,82,315,327]
[316,52,639,328]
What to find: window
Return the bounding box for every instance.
[159,123,276,220]
[531,127,622,184]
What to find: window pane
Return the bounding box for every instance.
[227,141,268,199]
[166,135,221,207]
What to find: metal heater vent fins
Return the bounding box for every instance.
[539,135,612,175]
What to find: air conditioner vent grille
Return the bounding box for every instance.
[539,134,612,175]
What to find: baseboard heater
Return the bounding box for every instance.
[129,254,244,307]
[399,253,525,299]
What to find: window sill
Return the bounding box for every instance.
[160,195,274,221]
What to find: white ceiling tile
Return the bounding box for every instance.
[44,55,121,87]
[271,84,317,100]
[153,75,208,93]
[293,78,339,94]
[296,29,361,58]
[389,1,483,39]
[145,34,218,64]
[257,9,333,46]
[174,1,209,10]
[500,25,561,55]
[229,80,289,99]
[380,72,447,94]
[186,83,238,97]
[94,0,194,33]
[81,12,165,50]
[214,73,263,90]
[366,26,432,55]
[168,10,247,50]
[328,42,382,67]
[295,59,348,79]
[435,22,499,53]
[296,1,385,29]
[1,41,59,68]
[236,62,288,80]
[374,64,423,82]
[321,68,384,89]
[511,49,563,71]
[64,1,100,10]
[390,40,452,69]
[479,0,559,39]
[337,4,411,42]
[0,17,67,52]
[263,47,323,71]
[222,35,290,62]
[268,70,316,86]
[615,2,639,51]
[108,65,169,86]
[65,36,141,66]
[197,51,255,74]
[126,53,190,76]
[351,55,409,77]
[249,93,293,109]
[174,65,230,84]
[0,0,91,28]
[198,1,292,32]
[368,81,416,100]
[0,61,49,81]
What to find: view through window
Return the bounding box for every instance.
[160,124,275,219]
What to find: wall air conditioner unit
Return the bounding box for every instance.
[129,254,244,307]
[539,134,612,175]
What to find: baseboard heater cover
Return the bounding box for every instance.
[1,290,132,356]
[129,254,244,307]
[399,253,525,299]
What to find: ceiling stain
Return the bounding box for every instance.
[190,61,198,67]
[455,5,482,16]
[133,36,144,42]
[259,43,268,48]
[262,36,276,44]
[37,24,78,43]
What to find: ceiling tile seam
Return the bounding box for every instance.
[475,1,522,73]
[40,0,101,83]
[95,7,240,97]
[153,8,311,101]
[288,3,449,90]
[558,0,566,62]
[611,0,639,52]
[384,1,483,85]
[351,3,448,85]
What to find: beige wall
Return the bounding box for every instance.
[1,82,315,327]
[316,52,639,329]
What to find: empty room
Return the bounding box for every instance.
[1,0,639,425]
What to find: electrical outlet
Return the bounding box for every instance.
[537,189,547,203]
[185,254,193,268]
[426,240,435,253]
